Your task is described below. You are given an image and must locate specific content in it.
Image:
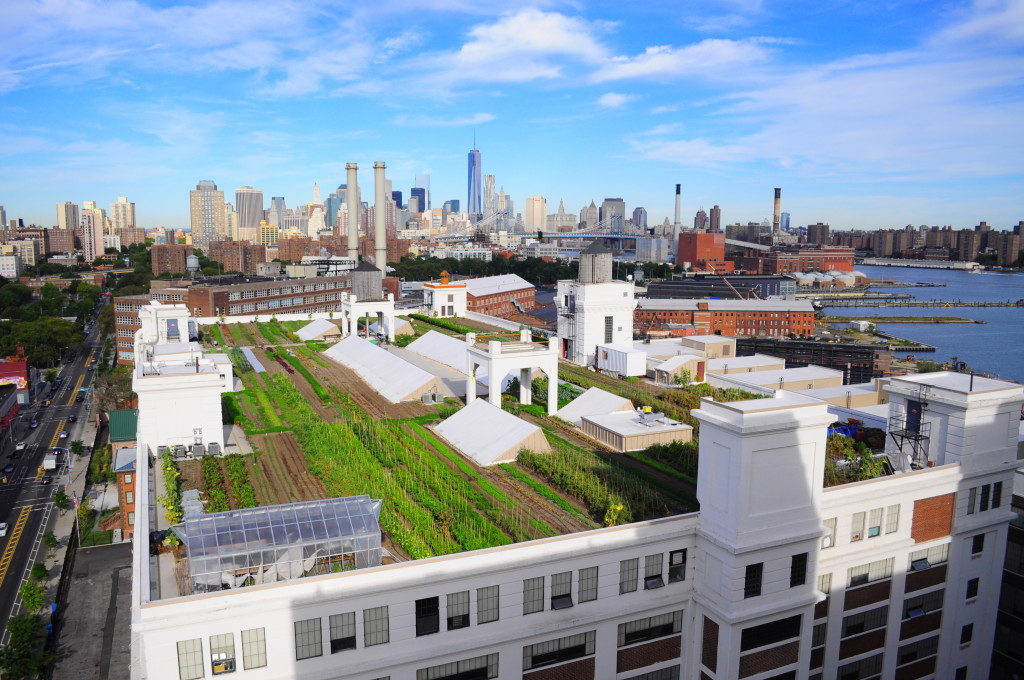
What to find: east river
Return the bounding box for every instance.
[828,265,1024,383]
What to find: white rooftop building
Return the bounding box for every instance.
[555,387,634,426]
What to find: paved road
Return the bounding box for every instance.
[0,312,106,637]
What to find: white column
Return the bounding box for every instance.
[546,370,558,416]
[345,163,360,260]
[519,367,532,405]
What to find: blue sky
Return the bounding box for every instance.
[1,0,1022,230]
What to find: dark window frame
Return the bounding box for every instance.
[744,563,763,599]
[415,597,440,637]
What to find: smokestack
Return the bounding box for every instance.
[772,187,782,235]
[373,161,387,269]
[673,184,681,226]
[345,163,360,259]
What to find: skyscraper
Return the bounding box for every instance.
[579,201,598,229]
[235,186,264,239]
[0,205,5,228]
[391,191,403,209]
[781,212,791,231]
[410,187,426,214]
[524,196,547,230]
[269,197,287,228]
[56,201,79,231]
[632,206,648,231]
[447,199,460,213]
[111,196,136,230]
[483,174,496,218]
[694,209,709,231]
[599,198,626,233]
[467,147,482,221]
[709,205,721,232]
[190,181,227,251]
[414,174,430,211]
[80,201,106,261]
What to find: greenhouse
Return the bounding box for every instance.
[171,495,383,594]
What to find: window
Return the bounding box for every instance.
[811,623,826,647]
[822,518,837,548]
[740,615,801,652]
[960,623,973,644]
[125,473,134,484]
[967,482,1003,514]
[578,567,598,602]
[209,634,235,675]
[416,597,440,636]
[619,558,638,594]
[125,491,134,505]
[909,543,949,570]
[363,606,389,646]
[972,534,985,555]
[604,316,613,343]
[127,512,135,525]
[329,612,356,652]
[240,629,266,670]
[903,589,944,619]
[644,554,664,590]
[522,631,595,670]
[841,606,888,637]
[744,563,763,598]
[177,639,204,680]
[897,635,938,666]
[523,577,545,614]
[993,481,1003,508]
[294,618,322,660]
[621,668,680,680]
[838,653,883,680]
[818,573,832,595]
[885,505,900,534]
[417,653,499,680]
[867,508,883,538]
[551,572,573,609]
[668,549,687,583]
[477,585,499,624]
[790,553,808,588]
[955,667,968,680]
[447,591,470,630]
[966,578,979,599]
[848,558,894,587]
[851,511,865,541]
[618,611,683,647]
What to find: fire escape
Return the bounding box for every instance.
[888,386,931,469]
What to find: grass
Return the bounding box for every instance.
[276,351,330,400]
[205,324,227,346]
[498,463,586,518]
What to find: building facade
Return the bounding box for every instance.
[208,240,268,275]
[190,181,227,251]
[184,276,352,317]
[152,244,193,276]
[635,299,816,338]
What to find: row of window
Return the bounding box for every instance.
[226,283,334,301]
[821,505,900,549]
[743,552,807,599]
[177,629,265,680]
[966,481,1003,515]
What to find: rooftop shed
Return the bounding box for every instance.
[556,387,634,426]
[295,318,341,342]
[434,399,550,466]
[323,336,444,403]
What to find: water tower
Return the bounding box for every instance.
[186,254,201,278]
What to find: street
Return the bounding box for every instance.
[0,317,104,640]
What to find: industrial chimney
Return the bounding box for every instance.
[772,187,782,235]
[673,184,681,228]
[345,163,360,259]
[373,162,387,269]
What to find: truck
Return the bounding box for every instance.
[42,454,58,471]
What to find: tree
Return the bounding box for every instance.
[43,368,58,383]
[30,564,47,582]
[0,614,54,679]
[42,532,58,551]
[93,365,134,411]
[69,440,85,456]
[0,317,84,367]
[54,490,71,511]
[17,580,45,613]
[673,370,693,387]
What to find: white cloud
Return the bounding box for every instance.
[591,38,778,83]
[650,105,679,114]
[392,112,496,127]
[597,92,634,108]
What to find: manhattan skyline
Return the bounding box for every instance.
[1,0,1022,229]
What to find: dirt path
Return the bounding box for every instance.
[248,432,327,503]
[178,460,203,494]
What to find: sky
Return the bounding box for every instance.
[1,0,1023,230]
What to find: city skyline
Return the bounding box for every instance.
[1,1,1022,228]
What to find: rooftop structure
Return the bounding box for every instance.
[323,336,443,403]
[295,318,341,342]
[580,410,693,452]
[555,386,634,426]
[434,400,550,466]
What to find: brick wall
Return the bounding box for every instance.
[701,616,718,673]
[838,628,885,659]
[905,564,947,593]
[911,493,955,543]
[738,640,799,678]
[844,580,891,610]
[523,657,594,680]
[616,636,681,673]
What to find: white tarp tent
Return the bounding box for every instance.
[434,399,550,466]
[296,318,341,341]
[555,387,634,426]
[323,336,443,403]
[407,331,474,375]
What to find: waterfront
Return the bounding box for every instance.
[832,265,1024,383]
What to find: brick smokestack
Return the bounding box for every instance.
[346,163,360,259]
[772,187,782,234]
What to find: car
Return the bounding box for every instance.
[75,395,84,403]
[15,442,25,452]
[2,465,14,474]
[40,475,53,485]
[0,523,7,537]
[58,431,68,439]
[68,415,77,423]
[41,400,51,407]
[87,366,95,371]
[29,420,38,429]
[6,452,20,460]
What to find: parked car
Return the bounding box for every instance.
[29,420,38,429]
[68,415,77,423]
[2,465,14,474]
[15,442,25,451]
[58,431,68,439]
[40,475,53,485]
[0,523,7,537]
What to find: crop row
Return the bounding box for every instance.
[274,351,330,400]
[158,450,183,524]
[407,313,477,335]
[225,454,258,508]
[201,457,230,512]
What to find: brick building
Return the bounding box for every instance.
[208,240,268,275]
[185,276,351,317]
[151,244,193,276]
[109,409,138,539]
[462,274,536,317]
[116,227,148,247]
[114,283,193,363]
[47,226,77,253]
[676,232,734,272]
[277,237,318,263]
[635,298,816,337]
[357,236,412,265]
[735,337,893,383]
[736,246,855,274]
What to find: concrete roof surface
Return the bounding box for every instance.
[582,411,692,436]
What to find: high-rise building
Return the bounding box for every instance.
[467,147,482,220]
[414,174,430,211]
[579,200,598,229]
[56,201,79,231]
[709,205,721,232]
[447,199,460,213]
[189,180,227,251]
[151,244,192,276]
[410,188,426,214]
[547,200,576,232]
[524,195,547,230]
[80,200,106,262]
[599,198,626,233]
[632,207,648,231]
[483,174,496,218]
[780,212,791,231]
[0,205,5,227]
[235,187,264,240]
[694,209,709,231]
[807,222,830,246]
[269,197,287,229]
[111,196,136,230]
[226,204,240,241]
[390,191,403,210]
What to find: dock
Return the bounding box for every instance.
[816,299,1024,308]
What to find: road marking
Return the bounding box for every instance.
[47,419,66,450]
[66,374,85,406]
[0,506,32,589]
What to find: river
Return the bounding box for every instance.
[828,265,1024,383]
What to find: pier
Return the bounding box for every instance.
[816,299,1024,308]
